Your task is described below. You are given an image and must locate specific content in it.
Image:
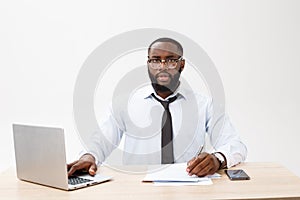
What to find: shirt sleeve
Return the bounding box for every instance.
[83,104,124,165]
[206,98,247,168]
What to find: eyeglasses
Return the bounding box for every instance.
[147,57,183,70]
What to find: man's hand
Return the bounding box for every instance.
[67,154,97,177]
[186,152,220,177]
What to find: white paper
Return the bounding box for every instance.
[153,179,213,186]
[143,163,220,183]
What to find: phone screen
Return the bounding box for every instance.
[225,169,250,180]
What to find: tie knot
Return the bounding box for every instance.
[151,94,177,110]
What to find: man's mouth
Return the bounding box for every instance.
[156,73,170,82]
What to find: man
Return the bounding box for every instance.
[68,38,247,177]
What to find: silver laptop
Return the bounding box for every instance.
[12,124,112,190]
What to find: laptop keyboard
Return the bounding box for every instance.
[68,176,93,185]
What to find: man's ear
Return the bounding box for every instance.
[180,59,185,71]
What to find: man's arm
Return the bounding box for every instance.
[209,114,247,168]
[67,105,124,176]
[186,98,247,176]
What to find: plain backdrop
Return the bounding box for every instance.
[1,0,299,176]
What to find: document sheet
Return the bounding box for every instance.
[142,163,221,186]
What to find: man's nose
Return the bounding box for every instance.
[159,60,168,70]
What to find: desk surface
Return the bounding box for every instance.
[1,162,300,200]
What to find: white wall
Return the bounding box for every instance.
[1,0,299,176]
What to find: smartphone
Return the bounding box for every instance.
[225,169,250,180]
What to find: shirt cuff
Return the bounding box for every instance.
[215,150,241,168]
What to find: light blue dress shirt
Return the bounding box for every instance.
[86,83,247,167]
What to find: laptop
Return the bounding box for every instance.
[12,124,112,190]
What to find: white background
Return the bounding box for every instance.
[1,0,300,176]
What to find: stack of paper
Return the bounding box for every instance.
[142,163,221,186]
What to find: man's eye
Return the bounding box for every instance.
[167,59,177,63]
[152,59,160,63]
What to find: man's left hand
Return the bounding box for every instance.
[186,152,220,177]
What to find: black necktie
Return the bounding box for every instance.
[151,93,177,164]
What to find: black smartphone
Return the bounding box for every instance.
[225,169,250,180]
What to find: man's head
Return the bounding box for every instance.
[147,38,185,96]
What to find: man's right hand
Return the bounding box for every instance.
[67,154,97,177]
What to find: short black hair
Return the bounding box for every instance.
[148,37,183,56]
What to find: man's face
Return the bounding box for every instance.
[148,42,185,93]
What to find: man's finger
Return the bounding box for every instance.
[67,160,78,169]
[195,161,212,177]
[187,157,196,166]
[68,165,79,177]
[88,163,97,176]
[186,153,208,173]
[189,156,211,176]
[68,161,88,176]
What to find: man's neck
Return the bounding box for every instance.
[156,91,173,99]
